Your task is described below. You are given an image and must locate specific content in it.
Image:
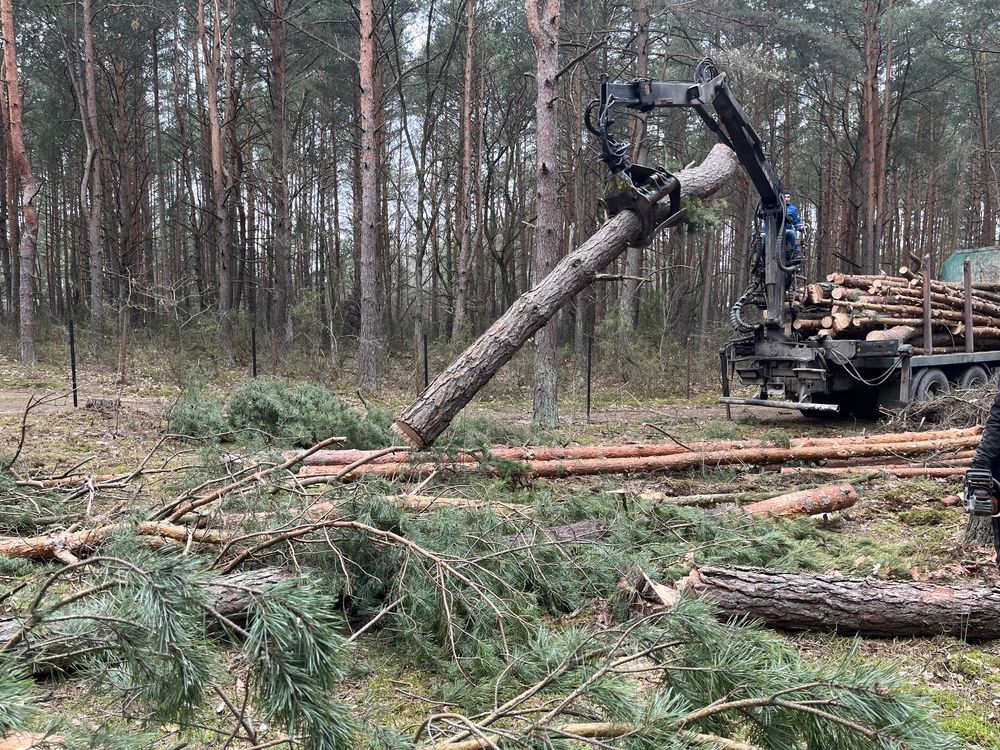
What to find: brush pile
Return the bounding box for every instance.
[885,379,997,430]
[793,267,1000,352]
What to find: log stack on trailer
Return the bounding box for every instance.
[794,265,1000,355]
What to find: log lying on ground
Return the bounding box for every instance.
[780,465,966,478]
[0,521,229,560]
[300,426,982,474]
[740,484,858,518]
[391,144,740,448]
[300,434,981,482]
[685,565,1000,640]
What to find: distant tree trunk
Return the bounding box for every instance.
[81,0,104,349]
[199,0,234,363]
[357,0,379,392]
[859,0,880,274]
[617,0,649,341]
[972,49,995,247]
[451,0,476,340]
[269,0,292,346]
[1,0,39,365]
[526,0,560,428]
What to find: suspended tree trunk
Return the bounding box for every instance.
[1,0,39,365]
[526,0,560,428]
[357,0,379,391]
[393,145,738,447]
[199,0,234,363]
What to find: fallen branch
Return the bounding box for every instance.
[158,435,346,522]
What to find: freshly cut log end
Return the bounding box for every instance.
[391,420,426,449]
[686,565,1000,640]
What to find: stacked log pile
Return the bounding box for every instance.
[793,268,1000,352]
[296,426,981,482]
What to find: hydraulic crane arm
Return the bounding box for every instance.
[585,58,796,337]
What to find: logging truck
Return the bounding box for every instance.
[584,60,1000,417]
[719,254,1000,418]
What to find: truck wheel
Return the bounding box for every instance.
[957,365,990,389]
[911,368,950,402]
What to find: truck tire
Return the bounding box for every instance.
[911,368,950,402]
[957,365,990,389]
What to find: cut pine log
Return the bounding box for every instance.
[0,522,228,560]
[300,428,982,475]
[685,565,1000,640]
[391,145,740,448]
[865,325,917,342]
[741,484,858,518]
[301,434,981,481]
[780,466,965,478]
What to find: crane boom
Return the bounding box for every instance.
[585,59,797,338]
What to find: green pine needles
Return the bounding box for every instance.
[241,577,355,750]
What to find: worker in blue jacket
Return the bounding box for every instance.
[784,192,803,263]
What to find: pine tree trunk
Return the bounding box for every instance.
[357,0,379,392]
[687,565,1000,640]
[451,0,476,340]
[269,0,293,346]
[526,0,560,429]
[393,145,738,447]
[199,0,234,364]
[81,0,104,349]
[1,0,38,365]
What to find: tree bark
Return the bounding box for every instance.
[686,565,1000,640]
[199,0,234,363]
[269,0,293,346]
[451,0,475,340]
[357,0,379,392]
[526,0,561,429]
[1,0,39,365]
[81,0,104,348]
[392,144,739,448]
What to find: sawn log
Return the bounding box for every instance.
[392,144,740,448]
[686,565,1000,640]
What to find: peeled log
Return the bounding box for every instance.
[300,435,980,482]
[741,484,857,518]
[300,427,981,471]
[686,565,1000,640]
[392,144,740,448]
[780,465,966,478]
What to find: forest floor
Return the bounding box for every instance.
[2,329,1000,749]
